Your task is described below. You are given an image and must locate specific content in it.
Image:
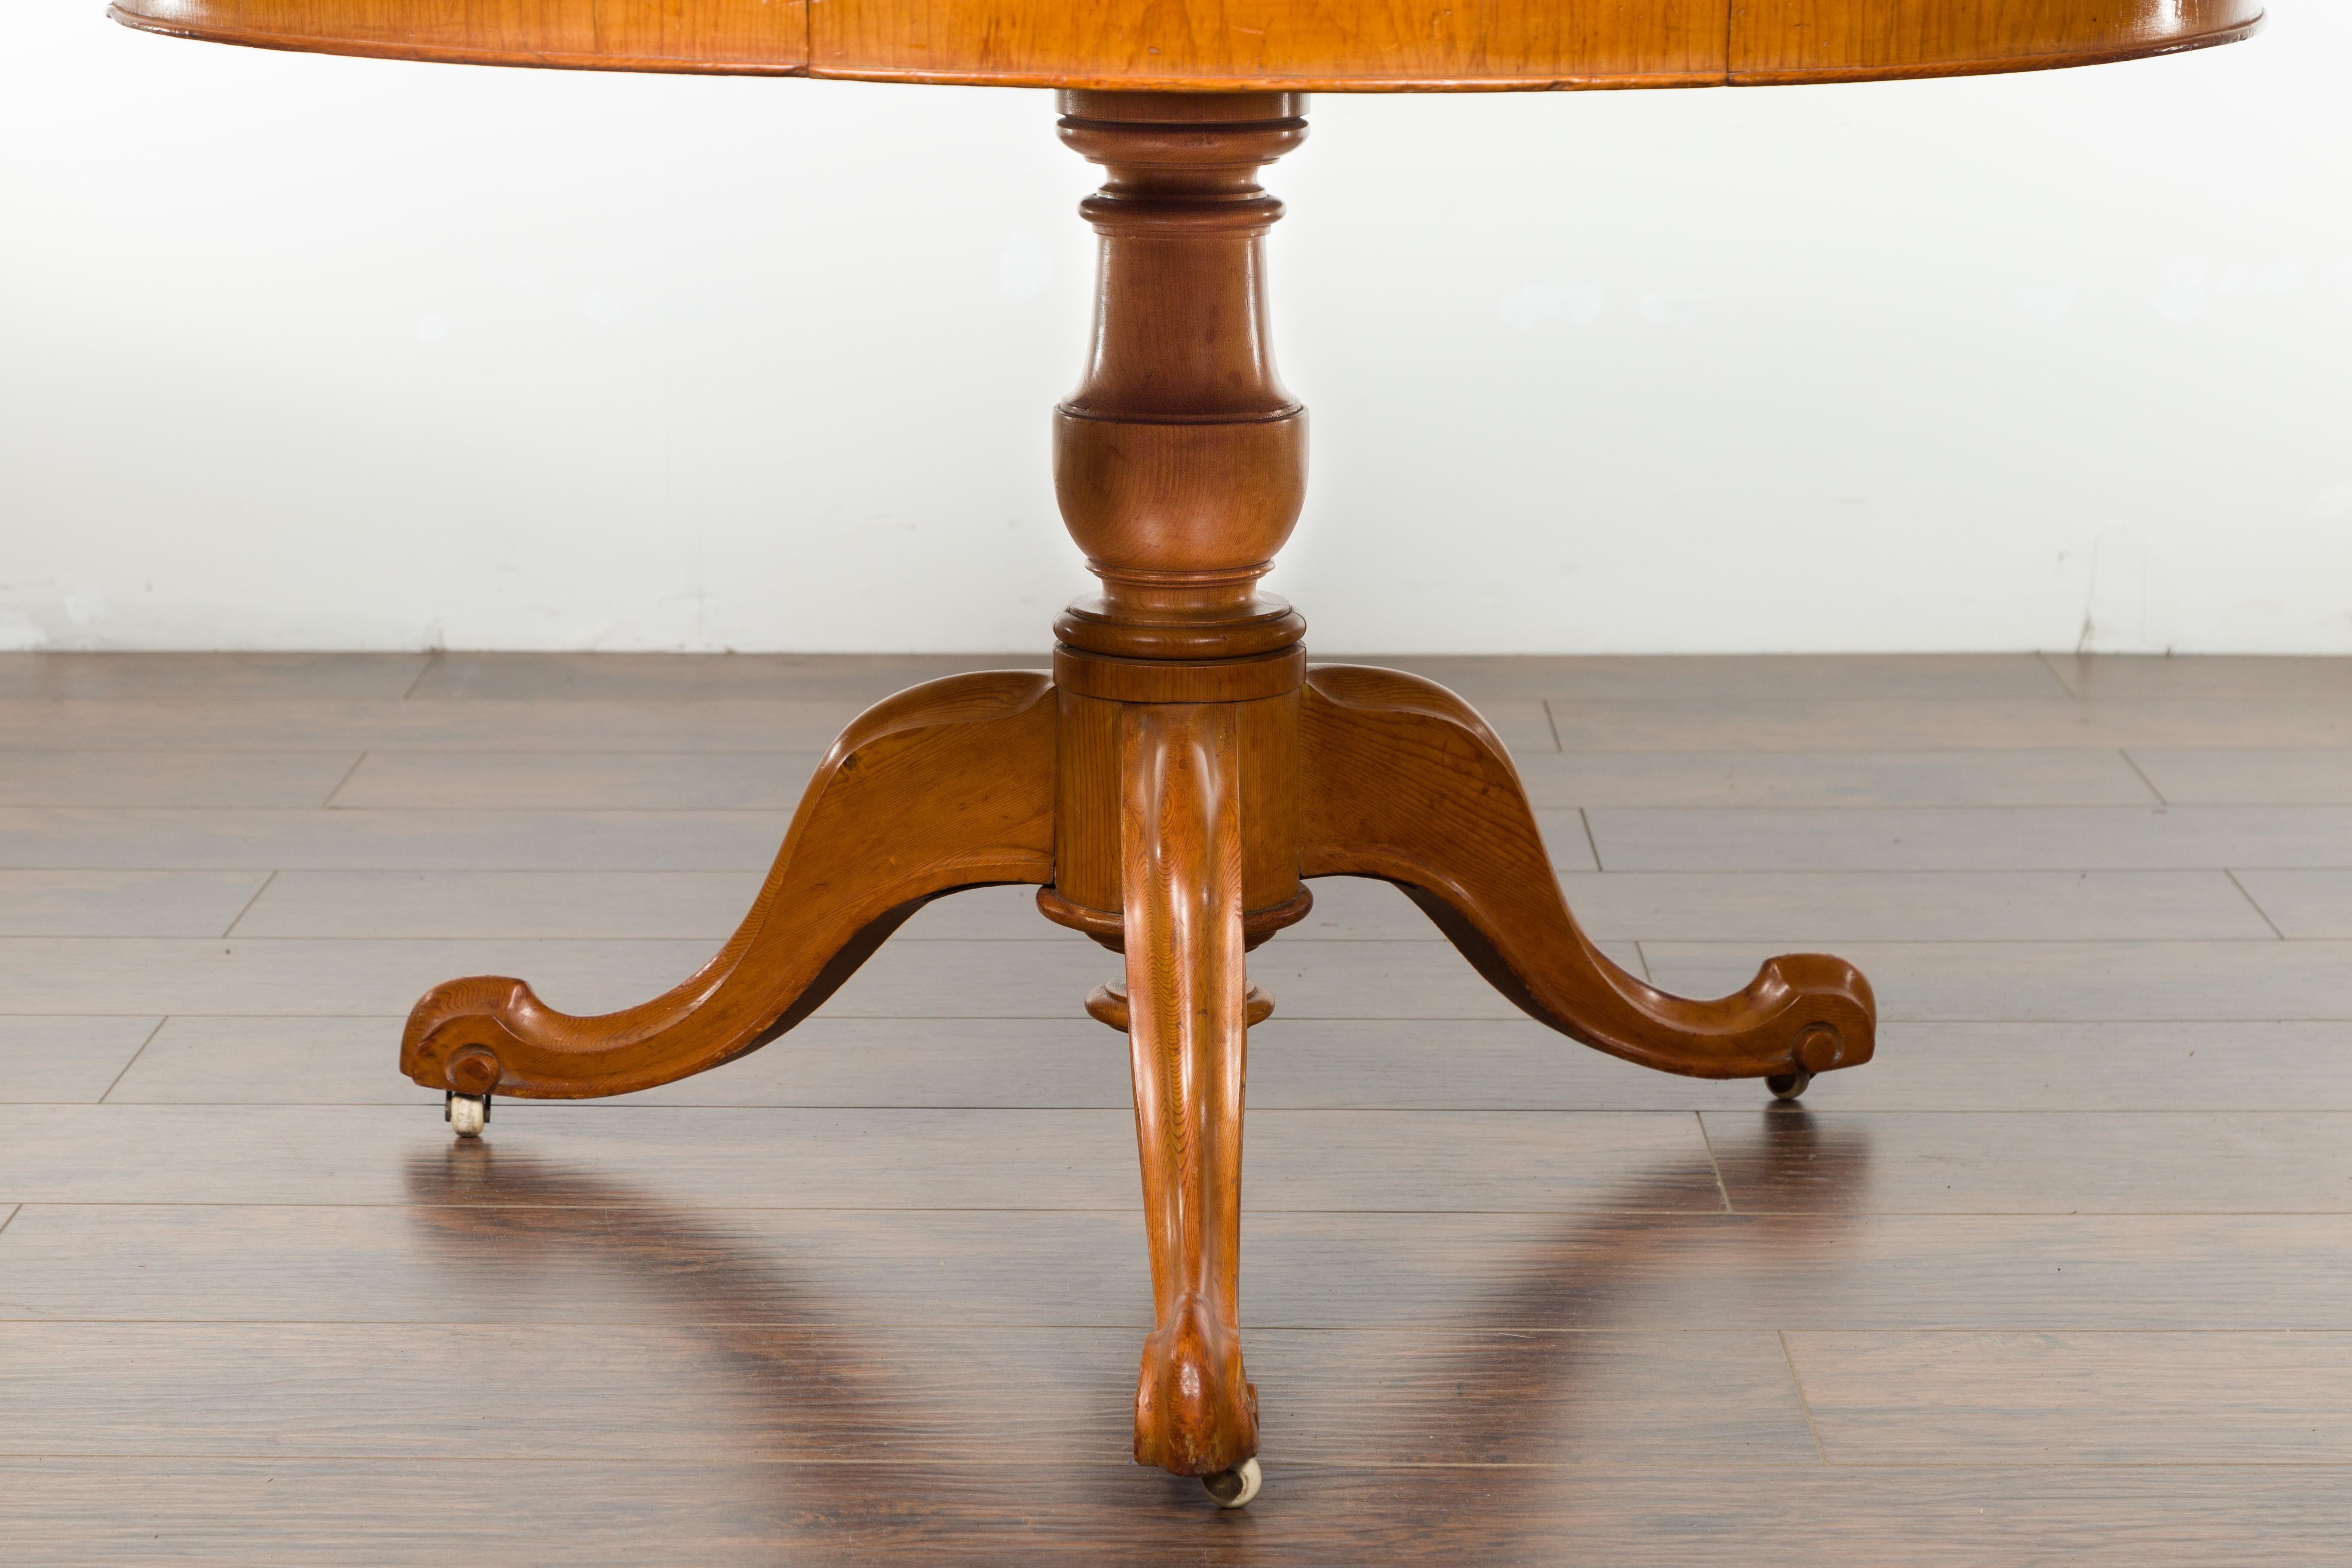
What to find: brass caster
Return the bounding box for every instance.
[445,1090,490,1138]
[1202,1457,1261,1509]
[1766,1068,1813,1102]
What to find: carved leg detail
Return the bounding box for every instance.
[1084,980,1275,1033]
[400,672,1057,1099]
[1121,702,1259,1477]
[1300,665,1876,1082]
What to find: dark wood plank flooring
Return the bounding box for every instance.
[2,650,2346,1562]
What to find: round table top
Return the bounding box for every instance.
[111,0,2261,92]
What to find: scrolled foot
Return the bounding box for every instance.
[1136,1291,1259,1477]
[1202,1457,1262,1509]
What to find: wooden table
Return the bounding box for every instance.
[110,0,2262,1509]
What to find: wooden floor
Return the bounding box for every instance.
[4,650,2350,1563]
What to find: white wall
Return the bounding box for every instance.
[3,6,2347,655]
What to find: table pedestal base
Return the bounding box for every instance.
[397,88,1876,1498]
[400,658,1874,1482]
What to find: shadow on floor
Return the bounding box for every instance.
[387,1108,1871,1562]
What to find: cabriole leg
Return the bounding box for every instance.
[1300,664,1876,1085]
[1120,702,1260,1485]
[400,672,1058,1104]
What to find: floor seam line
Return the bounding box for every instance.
[398,653,438,701]
[2118,747,2169,804]
[1780,1329,1832,1465]
[320,750,373,809]
[95,1016,169,1105]
[2223,869,2288,940]
[218,870,279,938]
[2034,649,2085,699]
[1695,1110,1732,1212]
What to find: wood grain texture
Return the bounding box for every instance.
[1047,95,1309,671]
[400,672,1058,1098]
[2129,749,2352,805]
[406,652,1051,704]
[0,1017,159,1103]
[0,869,274,937]
[821,0,1725,89]
[0,1320,1810,1465]
[1118,703,1255,1475]
[94,1014,2352,1112]
[0,807,798,871]
[377,650,2204,707]
[1788,1331,2352,1462]
[0,652,427,701]
[1732,0,2261,82]
[0,736,2285,814]
[11,1203,2349,1331]
[229,870,772,938]
[17,0,2298,1510]
[1548,698,2352,752]
[106,1016,445,1104]
[110,1013,1124,1107]
[1347,652,2074,704]
[329,750,823,810]
[1757,1020,2352,1113]
[1243,1017,2352,1112]
[1709,1109,2352,1214]
[1512,748,2163,808]
[6,1460,2349,1567]
[1648,939,2352,1022]
[1274,871,1916,956]
[0,937,774,1017]
[1587,805,2352,871]
[0,750,362,808]
[2047,654,2352,701]
[0,1103,1722,1209]
[1302,665,1874,1081]
[0,699,866,752]
[108,0,811,74]
[108,0,2260,88]
[6,651,2351,1555]
[0,932,1653,1020]
[2229,870,2352,938]
[1246,937,1650,1017]
[1554,869,2277,942]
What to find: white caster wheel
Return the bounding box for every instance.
[445,1091,490,1138]
[1766,1068,1813,1102]
[1202,1457,1260,1509]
